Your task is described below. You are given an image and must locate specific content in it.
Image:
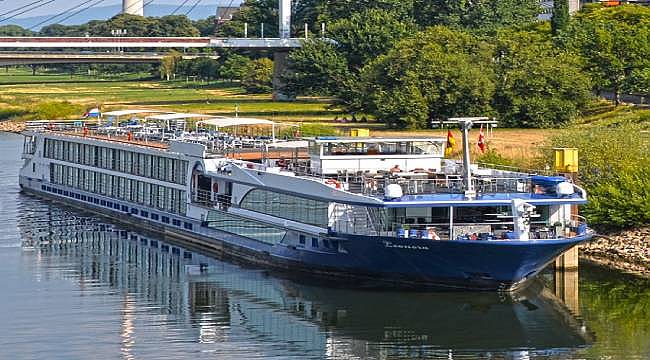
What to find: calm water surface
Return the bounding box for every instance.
[1,132,649,360]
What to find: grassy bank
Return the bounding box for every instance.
[0,68,342,123]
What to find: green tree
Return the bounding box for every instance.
[159,51,182,81]
[361,26,495,128]
[283,40,350,96]
[194,57,219,80]
[219,54,253,82]
[328,8,416,70]
[412,0,541,33]
[562,5,650,104]
[243,58,274,93]
[551,0,570,35]
[0,25,35,36]
[493,26,592,127]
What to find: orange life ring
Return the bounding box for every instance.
[325,178,342,189]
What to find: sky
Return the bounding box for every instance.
[0,0,240,18]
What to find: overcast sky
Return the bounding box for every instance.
[0,1,239,18]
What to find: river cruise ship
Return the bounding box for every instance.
[18,112,594,291]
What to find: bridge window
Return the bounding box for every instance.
[240,189,328,227]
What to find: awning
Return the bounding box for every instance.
[147,113,215,121]
[266,140,309,149]
[197,116,276,127]
[102,109,170,117]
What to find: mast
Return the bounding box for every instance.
[447,117,496,199]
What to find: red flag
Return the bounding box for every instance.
[445,129,455,157]
[477,124,486,153]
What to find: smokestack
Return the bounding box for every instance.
[123,0,144,16]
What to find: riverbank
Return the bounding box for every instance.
[0,121,24,133]
[582,227,650,277]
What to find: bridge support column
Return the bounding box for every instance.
[272,51,293,101]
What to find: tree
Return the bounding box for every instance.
[159,51,182,81]
[412,0,541,33]
[219,54,253,82]
[328,8,416,70]
[361,26,495,128]
[551,0,570,35]
[493,26,592,127]
[283,40,350,96]
[562,5,650,104]
[194,57,219,80]
[243,58,274,93]
[0,25,35,36]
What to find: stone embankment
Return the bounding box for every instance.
[0,121,26,133]
[582,227,650,276]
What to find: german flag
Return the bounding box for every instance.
[445,129,455,157]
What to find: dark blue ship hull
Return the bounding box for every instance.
[270,233,593,291]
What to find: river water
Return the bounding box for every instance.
[0,132,648,360]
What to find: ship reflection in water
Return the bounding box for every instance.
[19,204,592,360]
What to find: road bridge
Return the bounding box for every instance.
[0,37,302,50]
[0,52,219,66]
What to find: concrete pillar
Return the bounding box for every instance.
[555,267,579,314]
[123,0,144,16]
[568,0,580,15]
[272,51,293,101]
[556,245,579,269]
[279,0,291,39]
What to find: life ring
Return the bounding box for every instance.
[325,178,342,189]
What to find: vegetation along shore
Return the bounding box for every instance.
[1,1,648,274]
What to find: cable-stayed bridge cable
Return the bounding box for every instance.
[0,0,56,25]
[48,0,109,27]
[171,0,192,15]
[28,0,99,30]
[185,0,203,16]
[0,0,47,19]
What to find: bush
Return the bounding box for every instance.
[548,122,649,229]
[34,101,85,120]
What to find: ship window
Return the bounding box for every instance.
[93,198,99,204]
[323,239,330,248]
[312,238,318,247]
[140,210,148,217]
[114,203,120,210]
[331,240,339,250]
[184,222,193,230]
[121,205,128,212]
[131,208,138,214]
[41,185,46,190]
[205,210,287,245]
[240,189,328,227]
[32,163,35,172]
[172,219,181,226]
[162,216,170,224]
[150,213,159,221]
[100,200,106,206]
[299,235,305,244]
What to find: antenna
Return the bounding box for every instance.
[445,117,498,199]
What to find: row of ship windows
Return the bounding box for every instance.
[40,185,194,231]
[43,139,188,185]
[298,234,338,250]
[240,189,329,228]
[50,164,187,215]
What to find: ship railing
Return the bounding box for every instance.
[358,176,531,196]
[328,203,380,236]
[192,189,231,210]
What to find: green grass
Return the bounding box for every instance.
[0,68,344,123]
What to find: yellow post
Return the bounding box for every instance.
[554,148,579,173]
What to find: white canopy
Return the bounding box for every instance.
[102,109,170,117]
[266,140,309,149]
[147,113,215,121]
[197,116,276,128]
